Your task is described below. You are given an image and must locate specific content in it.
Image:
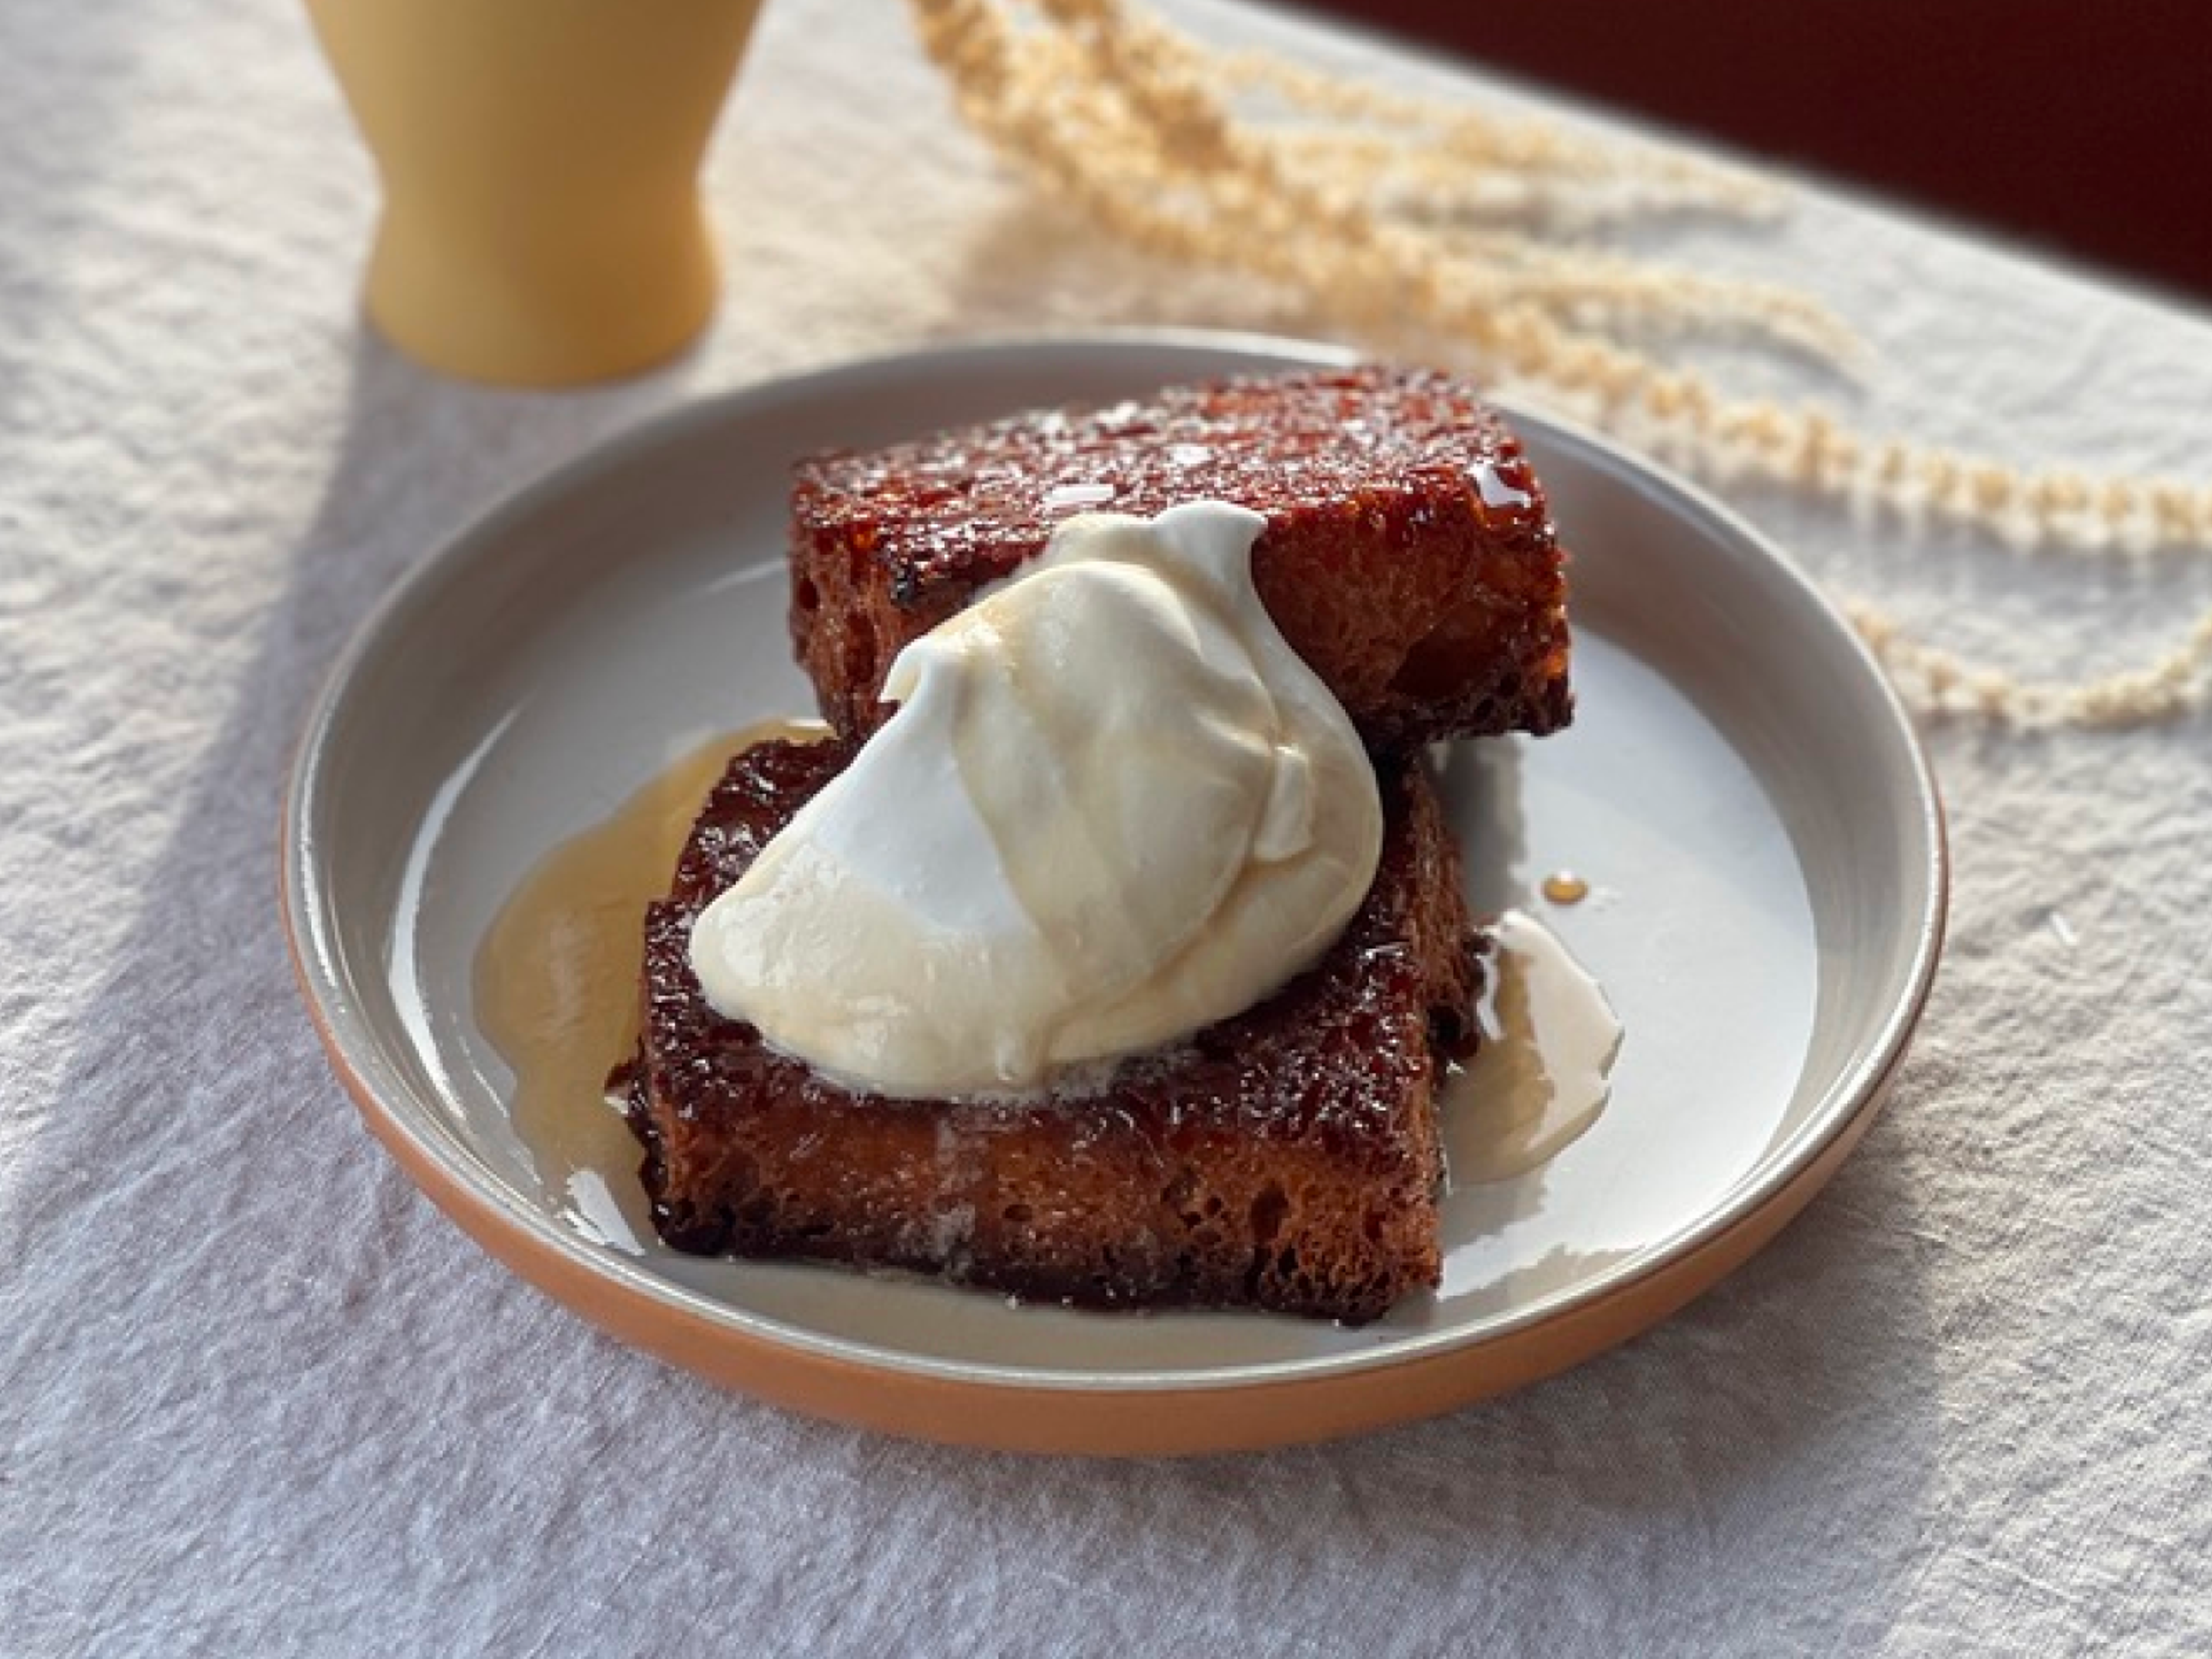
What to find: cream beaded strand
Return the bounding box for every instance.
[907,0,2212,726]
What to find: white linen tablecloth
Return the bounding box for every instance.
[5,1,2209,1652]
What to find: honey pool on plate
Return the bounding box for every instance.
[472,720,823,1252]
[474,728,1622,1270]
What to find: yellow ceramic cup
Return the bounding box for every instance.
[306,0,762,386]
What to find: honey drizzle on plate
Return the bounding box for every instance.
[472,721,823,1245]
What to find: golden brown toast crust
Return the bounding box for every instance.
[626,738,1482,1324]
[787,365,1572,751]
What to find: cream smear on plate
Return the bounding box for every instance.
[1443,907,1623,1184]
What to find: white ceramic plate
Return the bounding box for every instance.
[283,331,1945,1453]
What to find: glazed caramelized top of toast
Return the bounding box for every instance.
[802,366,1548,600]
[789,364,1573,748]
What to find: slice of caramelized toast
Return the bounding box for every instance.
[625,737,1482,1324]
[788,365,1573,752]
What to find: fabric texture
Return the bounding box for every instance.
[4,0,2209,1653]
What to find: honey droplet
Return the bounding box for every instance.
[1540,870,1589,906]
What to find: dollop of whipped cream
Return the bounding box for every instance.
[688,501,1383,1098]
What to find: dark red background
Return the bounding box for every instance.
[1304,0,2211,305]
